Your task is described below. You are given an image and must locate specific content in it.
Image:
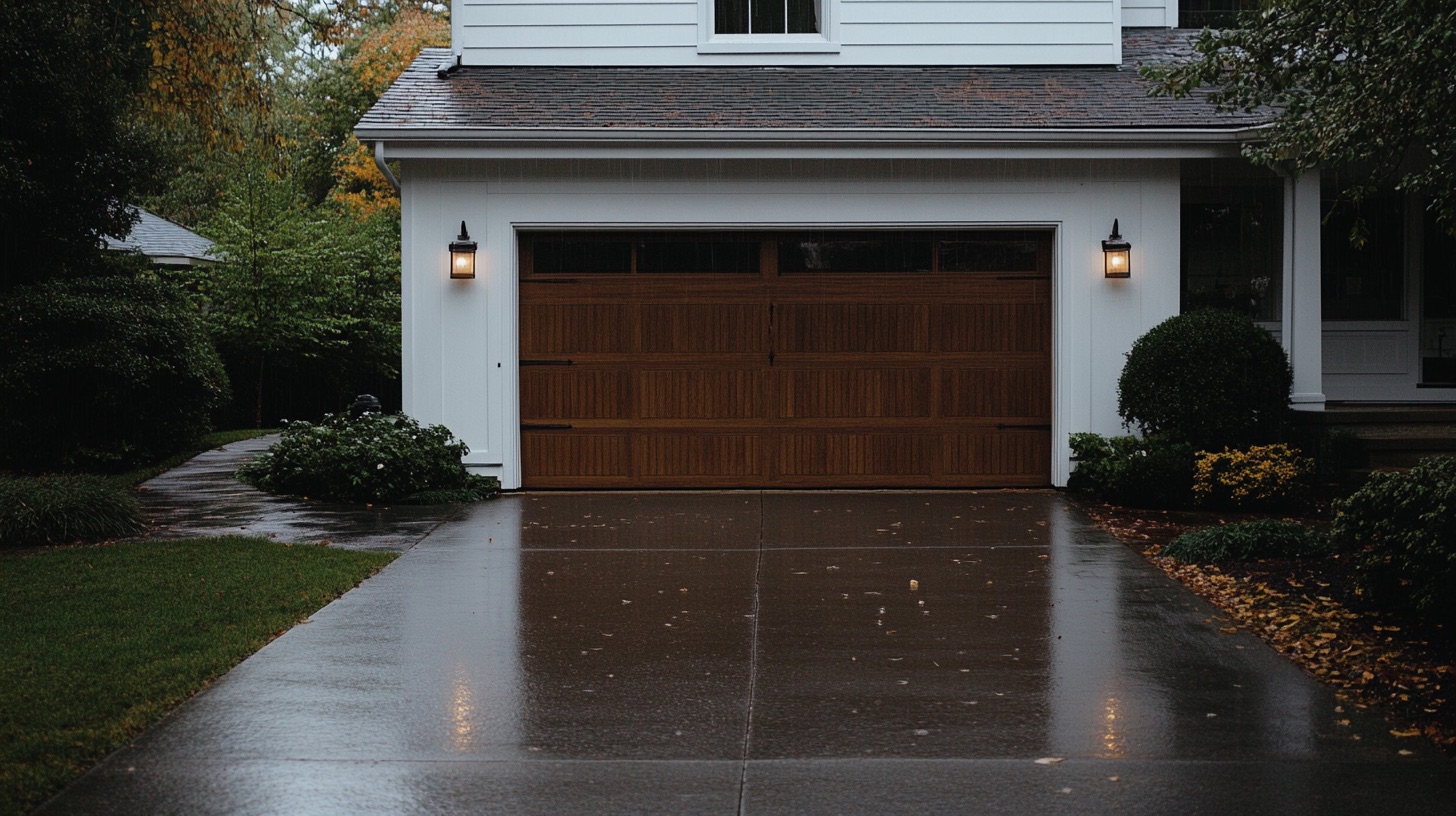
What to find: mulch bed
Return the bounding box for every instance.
[1074,499,1455,755]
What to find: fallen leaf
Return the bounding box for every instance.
[1034,757,1064,765]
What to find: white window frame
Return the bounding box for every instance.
[698,0,840,54]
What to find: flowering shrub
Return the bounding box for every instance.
[1192,444,1312,510]
[237,412,497,504]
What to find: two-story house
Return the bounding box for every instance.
[356,1,1454,490]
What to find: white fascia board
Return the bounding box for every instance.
[358,125,1266,160]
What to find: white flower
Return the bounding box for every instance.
[376,463,385,470]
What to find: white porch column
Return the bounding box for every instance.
[1282,168,1325,410]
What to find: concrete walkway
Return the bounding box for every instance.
[38,484,1456,814]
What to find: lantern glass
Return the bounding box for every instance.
[450,248,475,279]
[1104,247,1130,278]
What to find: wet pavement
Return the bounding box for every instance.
[39,492,1456,814]
[136,435,460,551]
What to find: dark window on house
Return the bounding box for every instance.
[529,234,633,275]
[1321,190,1405,321]
[1180,159,1283,321]
[1421,211,1456,383]
[1180,0,1259,29]
[716,0,819,34]
[524,232,759,275]
[939,234,1041,273]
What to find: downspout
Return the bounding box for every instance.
[374,141,402,194]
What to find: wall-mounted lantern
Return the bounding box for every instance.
[449,221,478,279]
[1102,219,1131,279]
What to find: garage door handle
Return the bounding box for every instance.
[522,423,574,430]
[521,359,574,366]
[996,423,1051,430]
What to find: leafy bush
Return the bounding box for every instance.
[1069,432,1196,508]
[1162,519,1328,564]
[1118,309,1293,450]
[0,475,145,548]
[1331,456,1456,616]
[0,272,229,471]
[237,411,498,504]
[1193,444,1314,511]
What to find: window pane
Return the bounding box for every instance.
[1421,209,1456,383]
[530,235,632,275]
[715,0,747,34]
[637,238,760,274]
[787,0,818,33]
[1180,159,1283,321]
[1180,0,1259,29]
[779,232,933,273]
[751,0,786,33]
[938,234,1040,273]
[1321,192,1404,320]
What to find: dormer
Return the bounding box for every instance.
[450,0,1180,67]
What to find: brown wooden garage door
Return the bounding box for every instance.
[519,230,1051,488]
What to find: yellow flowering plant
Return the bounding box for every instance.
[1193,444,1313,510]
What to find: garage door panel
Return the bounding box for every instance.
[521,368,631,420]
[942,432,1053,478]
[522,432,631,480]
[778,432,939,478]
[780,368,933,419]
[935,303,1050,353]
[638,368,765,419]
[522,304,633,354]
[640,303,767,354]
[636,433,765,479]
[939,368,1052,418]
[777,304,930,353]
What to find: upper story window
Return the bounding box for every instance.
[715,0,819,34]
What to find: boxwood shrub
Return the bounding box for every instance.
[1162,519,1328,565]
[1118,309,1292,451]
[0,475,145,548]
[1331,456,1456,617]
[237,411,498,504]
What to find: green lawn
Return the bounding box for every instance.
[0,537,395,813]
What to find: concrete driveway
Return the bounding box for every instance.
[38,492,1456,814]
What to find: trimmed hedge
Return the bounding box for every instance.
[0,475,145,548]
[1118,309,1292,450]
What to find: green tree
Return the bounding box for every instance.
[1145,0,1456,230]
[196,161,399,426]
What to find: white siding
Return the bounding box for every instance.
[456,0,1123,66]
[1121,0,1171,28]
[397,156,1182,488]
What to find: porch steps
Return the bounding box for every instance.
[1297,405,1456,473]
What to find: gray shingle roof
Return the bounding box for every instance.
[357,29,1268,136]
[103,207,216,265]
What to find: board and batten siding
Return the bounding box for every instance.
[456,0,1125,66]
[1121,0,1172,28]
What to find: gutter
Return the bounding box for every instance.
[373,140,402,194]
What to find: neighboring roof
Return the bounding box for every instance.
[103,207,217,267]
[357,29,1270,143]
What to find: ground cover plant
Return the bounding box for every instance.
[1162,518,1328,564]
[0,537,396,814]
[1193,444,1314,511]
[0,475,144,549]
[238,411,498,504]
